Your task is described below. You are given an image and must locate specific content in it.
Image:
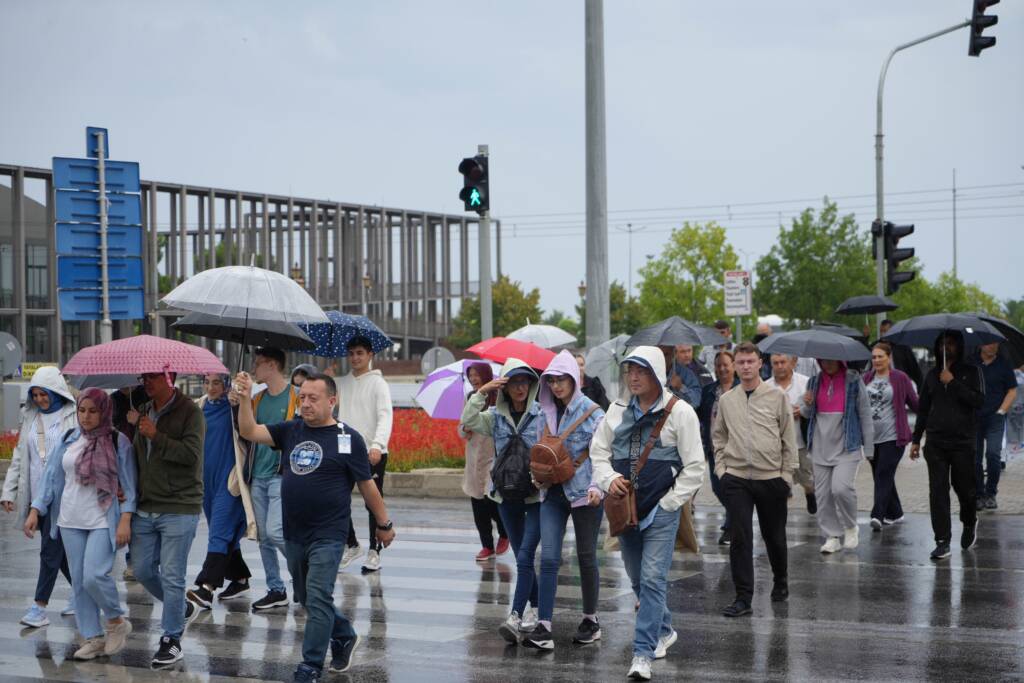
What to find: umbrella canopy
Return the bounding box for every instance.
[299,310,394,358]
[414,359,501,420]
[68,374,140,390]
[812,322,866,340]
[626,316,723,348]
[835,295,899,315]
[172,311,315,351]
[507,323,577,349]
[162,265,329,324]
[63,335,229,377]
[467,337,557,371]
[758,329,871,362]
[965,312,1024,367]
[880,313,1005,349]
[584,334,630,381]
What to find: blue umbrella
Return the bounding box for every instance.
[299,310,394,358]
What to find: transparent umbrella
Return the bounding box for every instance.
[507,323,578,349]
[584,334,631,398]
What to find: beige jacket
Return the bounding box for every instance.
[712,381,798,483]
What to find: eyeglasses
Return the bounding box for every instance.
[543,375,572,385]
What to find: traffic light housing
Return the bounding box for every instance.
[458,155,489,215]
[968,0,999,57]
[884,221,915,295]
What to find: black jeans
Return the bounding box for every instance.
[869,441,904,521]
[347,453,387,552]
[470,496,507,549]
[195,548,252,590]
[35,513,72,604]
[721,474,789,604]
[924,442,977,544]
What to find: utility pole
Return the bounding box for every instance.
[95,129,112,344]
[615,223,646,297]
[585,0,609,349]
[952,168,958,278]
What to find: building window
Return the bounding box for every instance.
[25,315,50,361]
[62,322,82,361]
[0,244,12,308]
[26,244,49,309]
[0,315,13,336]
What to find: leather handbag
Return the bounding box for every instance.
[529,405,600,485]
[606,397,678,537]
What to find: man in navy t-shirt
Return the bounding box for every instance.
[235,371,395,682]
[972,342,1018,510]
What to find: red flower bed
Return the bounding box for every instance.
[388,408,465,472]
[0,430,18,459]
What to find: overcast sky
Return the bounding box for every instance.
[2,1,1021,318]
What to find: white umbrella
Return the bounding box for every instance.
[507,323,577,349]
[584,334,631,398]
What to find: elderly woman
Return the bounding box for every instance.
[25,388,137,660]
[1,366,78,627]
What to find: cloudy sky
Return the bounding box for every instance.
[2,1,1021,317]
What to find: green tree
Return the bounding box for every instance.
[542,309,580,339]
[446,274,544,348]
[576,280,647,346]
[754,200,873,326]
[891,268,1003,320]
[1005,298,1024,330]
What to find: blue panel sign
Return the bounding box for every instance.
[56,189,141,225]
[59,289,144,321]
[86,127,109,159]
[53,157,140,194]
[56,223,142,258]
[58,256,144,289]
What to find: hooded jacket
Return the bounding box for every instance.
[590,346,706,516]
[2,367,79,524]
[460,358,543,504]
[337,369,393,453]
[912,331,984,448]
[537,350,605,505]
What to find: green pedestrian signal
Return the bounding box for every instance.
[469,188,482,207]
[458,154,489,215]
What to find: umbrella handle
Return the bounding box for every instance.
[235,307,251,376]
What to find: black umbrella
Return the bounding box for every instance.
[880,313,1005,350]
[172,311,316,351]
[812,322,866,340]
[626,316,724,348]
[758,329,871,362]
[965,312,1024,367]
[835,295,899,315]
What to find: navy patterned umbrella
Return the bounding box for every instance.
[299,311,394,358]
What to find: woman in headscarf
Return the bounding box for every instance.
[187,374,254,609]
[1,366,78,627]
[290,363,319,390]
[24,388,137,660]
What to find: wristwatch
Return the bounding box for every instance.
[377,520,394,532]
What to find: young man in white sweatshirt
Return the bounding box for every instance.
[337,337,393,573]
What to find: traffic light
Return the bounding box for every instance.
[968,0,999,57]
[458,155,489,215]
[883,221,915,295]
[870,219,883,260]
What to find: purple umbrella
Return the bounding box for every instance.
[414,359,500,420]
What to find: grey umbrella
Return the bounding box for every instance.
[172,311,316,351]
[835,295,899,315]
[812,322,866,340]
[626,316,723,348]
[965,312,1024,367]
[880,313,1005,349]
[758,329,871,362]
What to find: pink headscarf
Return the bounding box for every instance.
[74,388,120,511]
[815,360,848,413]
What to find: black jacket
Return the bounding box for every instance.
[581,375,610,412]
[912,334,984,448]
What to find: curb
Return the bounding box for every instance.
[384,468,465,499]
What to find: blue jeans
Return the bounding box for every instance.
[975,413,1005,497]
[130,512,199,639]
[497,500,539,616]
[618,505,680,659]
[538,488,602,623]
[251,476,286,593]
[284,539,356,671]
[61,527,123,639]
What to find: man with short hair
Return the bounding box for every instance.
[236,371,395,682]
[698,320,735,371]
[130,371,205,665]
[337,337,393,573]
[673,344,713,387]
[713,343,797,618]
[665,345,702,408]
[764,354,815,514]
[971,341,1017,510]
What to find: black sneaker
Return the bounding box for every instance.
[984,496,998,511]
[572,617,601,644]
[930,541,951,561]
[186,586,213,610]
[722,600,752,618]
[522,624,554,650]
[292,663,322,682]
[717,529,731,546]
[806,492,817,515]
[252,590,289,612]
[184,599,199,626]
[218,580,250,602]
[771,581,789,602]
[328,634,360,673]
[975,497,986,511]
[961,519,979,550]
[152,636,183,665]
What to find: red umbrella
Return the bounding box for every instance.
[63,335,229,377]
[467,337,557,371]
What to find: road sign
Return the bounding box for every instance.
[56,189,141,225]
[53,157,140,194]
[724,270,753,316]
[56,223,142,258]
[58,256,144,289]
[58,289,144,321]
[86,126,109,159]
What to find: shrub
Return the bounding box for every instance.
[0,431,18,460]
[387,409,465,473]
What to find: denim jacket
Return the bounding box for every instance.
[540,393,605,504]
[31,429,139,553]
[804,371,872,453]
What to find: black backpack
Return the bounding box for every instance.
[491,418,537,502]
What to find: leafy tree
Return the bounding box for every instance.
[446,274,544,348]
[1005,298,1024,330]
[891,268,1003,320]
[576,280,647,347]
[754,200,874,327]
[543,309,580,339]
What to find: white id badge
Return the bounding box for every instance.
[337,433,352,455]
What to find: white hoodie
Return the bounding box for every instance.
[337,369,393,453]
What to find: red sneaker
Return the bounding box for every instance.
[476,548,495,562]
[495,537,510,556]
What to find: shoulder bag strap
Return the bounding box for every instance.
[633,396,679,477]
[559,405,600,442]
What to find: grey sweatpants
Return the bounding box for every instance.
[814,457,860,538]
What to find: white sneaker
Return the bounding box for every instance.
[870,518,882,531]
[820,537,842,554]
[73,636,106,660]
[361,549,381,573]
[653,628,677,659]
[627,655,652,680]
[882,515,904,525]
[60,602,76,617]
[19,605,49,628]
[340,544,364,570]
[520,606,538,632]
[843,526,859,549]
[498,612,521,644]
[104,619,132,655]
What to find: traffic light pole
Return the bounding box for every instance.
[874,18,969,334]
[95,129,113,344]
[584,0,610,349]
[478,146,493,340]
